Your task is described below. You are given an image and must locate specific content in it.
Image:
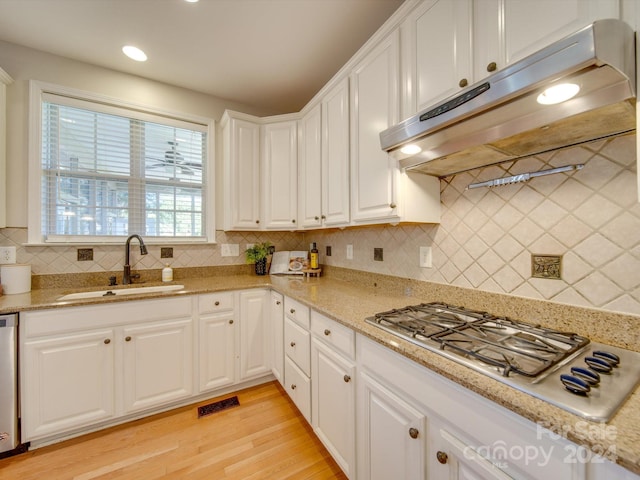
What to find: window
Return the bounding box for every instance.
[29,82,214,244]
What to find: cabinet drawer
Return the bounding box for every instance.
[198,292,234,314]
[284,356,311,423]
[284,296,310,329]
[311,311,355,359]
[284,317,311,376]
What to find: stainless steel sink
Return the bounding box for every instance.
[57,284,185,301]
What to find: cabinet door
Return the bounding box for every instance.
[322,78,351,227]
[262,121,298,229]
[350,30,400,223]
[311,339,355,478]
[270,291,284,385]
[22,329,116,440]
[198,311,235,392]
[123,318,193,413]
[402,0,472,116]
[284,356,311,423]
[223,115,261,230]
[358,371,426,480]
[239,289,270,380]
[298,105,323,228]
[503,0,619,65]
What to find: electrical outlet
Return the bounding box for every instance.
[419,246,432,268]
[326,245,332,256]
[346,244,353,260]
[0,246,16,264]
[374,248,383,262]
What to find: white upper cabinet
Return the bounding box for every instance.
[298,104,323,229]
[350,30,401,223]
[500,0,619,66]
[221,111,261,230]
[321,78,351,227]
[401,0,472,117]
[401,0,619,119]
[351,29,440,225]
[0,67,12,228]
[261,119,298,230]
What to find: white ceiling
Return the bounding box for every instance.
[0,0,405,114]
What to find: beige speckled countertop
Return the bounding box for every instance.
[1,269,639,475]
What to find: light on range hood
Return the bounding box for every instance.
[536,83,580,105]
[380,19,636,177]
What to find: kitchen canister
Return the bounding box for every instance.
[0,264,32,294]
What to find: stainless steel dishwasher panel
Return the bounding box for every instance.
[0,313,18,453]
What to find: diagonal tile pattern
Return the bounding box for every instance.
[0,135,638,316]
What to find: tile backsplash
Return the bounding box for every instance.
[1,134,638,315]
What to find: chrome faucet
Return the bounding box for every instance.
[123,234,148,285]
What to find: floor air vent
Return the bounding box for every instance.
[197,396,240,418]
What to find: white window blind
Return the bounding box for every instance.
[40,93,208,241]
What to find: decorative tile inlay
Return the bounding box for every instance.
[531,254,562,279]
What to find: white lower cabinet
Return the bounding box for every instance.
[283,296,312,422]
[284,356,311,423]
[270,291,284,385]
[358,371,426,480]
[21,328,117,440]
[198,311,235,392]
[238,289,270,380]
[311,338,355,478]
[122,318,193,414]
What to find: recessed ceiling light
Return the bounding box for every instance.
[122,45,147,62]
[537,83,580,105]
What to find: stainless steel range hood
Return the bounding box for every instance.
[380,19,636,177]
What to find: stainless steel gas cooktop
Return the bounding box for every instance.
[365,302,640,421]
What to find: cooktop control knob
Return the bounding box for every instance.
[593,350,620,367]
[560,374,591,395]
[585,356,613,373]
[570,367,600,386]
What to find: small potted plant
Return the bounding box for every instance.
[245,241,272,275]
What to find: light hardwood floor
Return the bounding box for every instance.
[0,381,347,479]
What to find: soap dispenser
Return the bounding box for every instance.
[162,264,173,282]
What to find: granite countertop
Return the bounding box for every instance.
[1,273,639,475]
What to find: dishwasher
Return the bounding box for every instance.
[0,313,19,454]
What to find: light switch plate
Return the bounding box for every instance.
[346,244,353,260]
[221,244,240,257]
[420,246,432,268]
